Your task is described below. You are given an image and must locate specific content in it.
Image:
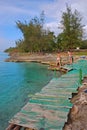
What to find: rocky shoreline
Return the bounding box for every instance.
[63,76,87,130]
[5,52,80,71]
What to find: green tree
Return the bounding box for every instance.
[80,40,87,49]
[16,11,55,53]
[58,5,84,50]
[16,16,43,52]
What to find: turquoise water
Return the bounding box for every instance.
[0,52,61,130]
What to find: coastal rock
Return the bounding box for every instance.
[63,78,87,130]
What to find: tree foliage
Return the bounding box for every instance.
[15,11,55,53]
[80,40,87,49]
[57,5,84,51]
[5,7,86,53]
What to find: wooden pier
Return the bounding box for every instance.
[6,60,87,130]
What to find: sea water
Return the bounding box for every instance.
[0,52,61,130]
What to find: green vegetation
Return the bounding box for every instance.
[57,5,84,51]
[74,51,87,56]
[80,40,87,49]
[5,5,87,53]
[4,47,18,53]
[11,11,56,53]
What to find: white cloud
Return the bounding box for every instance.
[44,22,62,36]
[41,0,65,21]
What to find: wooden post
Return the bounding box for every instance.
[79,69,82,84]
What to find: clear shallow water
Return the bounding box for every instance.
[0,52,61,130]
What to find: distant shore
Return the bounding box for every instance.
[5,52,80,68]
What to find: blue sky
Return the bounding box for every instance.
[0,0,87,51]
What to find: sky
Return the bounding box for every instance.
[0,0,87,51]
